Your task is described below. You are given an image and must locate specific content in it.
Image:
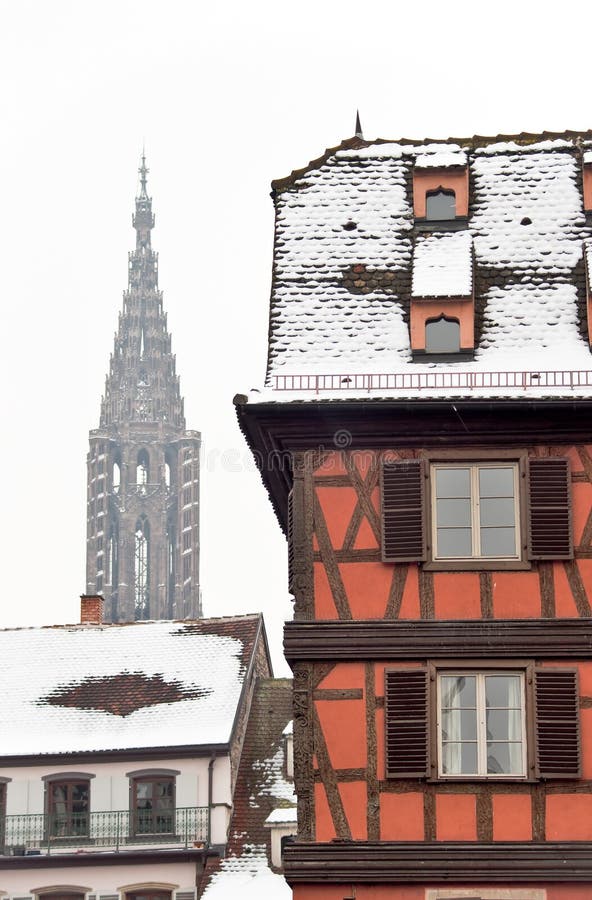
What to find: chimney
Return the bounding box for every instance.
[80,594,104,625]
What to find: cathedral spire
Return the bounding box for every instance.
[88,161,202,623]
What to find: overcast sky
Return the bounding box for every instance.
[0,1,590,674]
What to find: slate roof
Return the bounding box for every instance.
[256,130,592,401]
[0,615,265,758]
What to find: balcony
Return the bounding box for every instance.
[1,807,208,856]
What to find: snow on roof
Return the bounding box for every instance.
[0,615,262,757]
[584,150,592,165]
[265,807,297,825]
[412,231,472,298]
[259,133,592,400]
[282,719,293,736]
[202,853,291,900]
[415,149,467,168]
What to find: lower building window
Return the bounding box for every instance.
[132,776,175,836]
[438,671,526,777]
[47,779,90,837]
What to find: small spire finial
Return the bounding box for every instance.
[138,147,149,199]
[355,110,364,140]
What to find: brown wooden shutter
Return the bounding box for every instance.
[381,460,427,562]
[527,457,573,560]
[385,668,429,778]
[534,668,581,779]
[287,489,294,593]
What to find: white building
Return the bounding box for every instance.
[0,598,272,900]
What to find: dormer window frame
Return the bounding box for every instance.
[413,163,469,233]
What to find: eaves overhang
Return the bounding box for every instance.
[0,742,230,768]
[234,394,592,532]
[0,847,214,870]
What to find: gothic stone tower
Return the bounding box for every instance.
[86,157,201,622]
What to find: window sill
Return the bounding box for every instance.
[414,217,469,232]
[423,559,531,572]
[411,350,475,364]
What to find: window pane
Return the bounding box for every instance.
[480,526,516,557]
[479,467,514,498]
[441,708,477,741]
[437,498,471,527]
[441,742,477,774]
[485,675,522,707]
[437,527,472,557]
[137,782,153,808]
[72,784,89,813]
[440,675,476,708]
[479,497,515,527]
[426,190,456,220]
[436,468,470,498]
[487,742,523,775]
[486,709,522,741]
[425,318,461,354]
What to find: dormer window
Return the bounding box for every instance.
[413,151,468,232]
[426,189,456,221]
[410,232,474,362]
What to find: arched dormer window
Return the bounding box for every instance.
[136,449,150,485]
[426,189,456,221]
[425,315,461,354]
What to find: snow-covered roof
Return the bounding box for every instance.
[202,853,291,899]
[282,719,293,736]
[412,231,472,298]
[0,615,264,757]
[265,807,297,826]
[257,132,592,402]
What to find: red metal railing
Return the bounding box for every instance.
[271,370,592,394]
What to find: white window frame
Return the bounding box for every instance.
[436,670,527,780]
[431,462,520,561]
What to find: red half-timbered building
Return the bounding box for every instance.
[237,129,592,899]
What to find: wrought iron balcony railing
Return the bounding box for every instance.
[1,807,208,856]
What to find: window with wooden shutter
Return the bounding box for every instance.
[385,668,429,778]
[534,668,581,779]
[527,457,573,560]
[381,460,426,562]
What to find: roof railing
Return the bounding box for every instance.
[271,370,592,394]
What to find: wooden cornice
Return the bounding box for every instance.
[283,840,592,883]
[235,396,592,532]
[284,618,592,663]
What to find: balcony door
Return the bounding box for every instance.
[132,775,175,836]
[47,779,89,838]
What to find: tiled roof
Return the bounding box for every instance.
[0,615,263,757]
[227,678,295,865]
[258,131,592,400]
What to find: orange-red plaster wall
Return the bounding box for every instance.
[413,167,469,217]
[311,446,592,621]
[410,299,474,348]
[310,660,592,844]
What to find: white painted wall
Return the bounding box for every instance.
[0,753,232,845]
[0,859,196,897]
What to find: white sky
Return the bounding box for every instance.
[0,0,590,675]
